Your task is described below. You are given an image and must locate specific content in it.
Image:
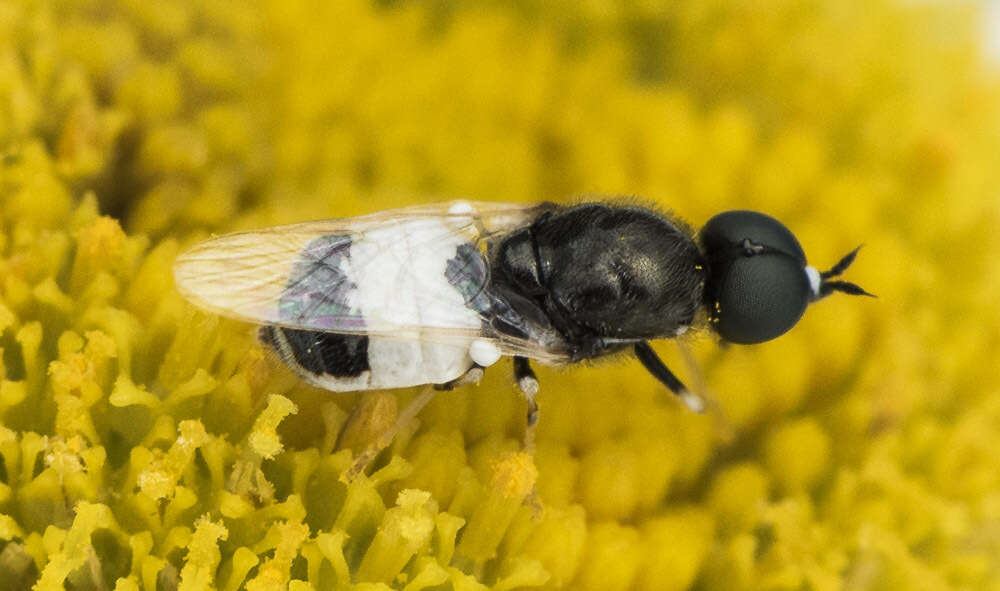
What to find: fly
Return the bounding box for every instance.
[174,200,873,473]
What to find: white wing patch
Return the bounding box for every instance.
[345,217,482,333]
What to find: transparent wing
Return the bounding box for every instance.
[174,201,570,363]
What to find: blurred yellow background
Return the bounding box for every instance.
[2,0,1000,589]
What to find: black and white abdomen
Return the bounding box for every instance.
[260,325,476,391]
[261,218,489,390]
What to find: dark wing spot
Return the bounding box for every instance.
[445,243,491,313]
[279,234,358,327]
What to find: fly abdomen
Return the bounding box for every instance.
[260,326,370,378]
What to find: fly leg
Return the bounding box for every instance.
[513,356,543,515]
[435,363,485,391]
[514,356,540,453]
[634,341,705,413]
[342,385,437,482]
[342,365,484,481]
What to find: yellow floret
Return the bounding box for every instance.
[1,0,999,588]
[137,420,209,500]
[247,394,298,460]
[177,517,228,591]
[764,418,833,494]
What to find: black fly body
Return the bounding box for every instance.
[175,199,872,473]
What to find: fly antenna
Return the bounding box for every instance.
[821,244,864,279]
[811,244,875,301]
[819,280,876,299]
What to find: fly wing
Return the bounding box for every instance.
[174,201,570,364]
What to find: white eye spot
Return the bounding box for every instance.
[805,265,821,296]
[675,325,689,336]
[469,338,502,367]
[448,201,475,215]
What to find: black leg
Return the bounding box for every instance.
[634,341,704,413]
[513,356,540,456]
[512,356,545,516]
[513,356,539,425]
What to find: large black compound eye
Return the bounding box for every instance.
[711,253,811,343]
[701,211,812,344]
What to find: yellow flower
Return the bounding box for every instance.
[2,0,999,589]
